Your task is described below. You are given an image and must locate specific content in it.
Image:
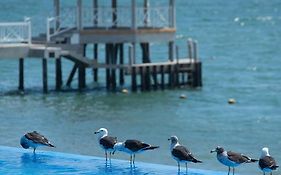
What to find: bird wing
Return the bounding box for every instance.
[227,151,249,163]
[100,136,117,149]
[259,156,278,170]
[25,131,54,147]
[172,145,200,162]
[125,139,148,152]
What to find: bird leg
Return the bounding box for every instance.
[133,154,136,165]
[228,167,230,175]
[178,162,180,172]
[33,148,36,154]
[232,168,235,175]
[130,155,132,164]
[185,162,188,174]
[105,151,108,162]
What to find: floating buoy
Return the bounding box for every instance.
[179,94,187,99]
[121,89,128,94]
[228,98,236,104]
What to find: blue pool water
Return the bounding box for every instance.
[0,0,281,175]
[0,146,225,175]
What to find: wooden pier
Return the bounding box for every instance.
[0,0,202,93]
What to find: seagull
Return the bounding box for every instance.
[20,131,55,153]
[211,146,258,175]
[168,136,202,172]
[113,139,159,165]
[94,128,117,162]
[259,147,278,175]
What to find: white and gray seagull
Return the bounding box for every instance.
[259,147,278,175]
[94,128,117,162]
[113,139,159,165]
[169,136,202,172]
[20,131,55,153]
[211,146,258,175]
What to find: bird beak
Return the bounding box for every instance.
[168,138,171,141]
[210,149,216,153]
[94,131,99,134]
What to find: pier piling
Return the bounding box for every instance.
[18,58,24,91]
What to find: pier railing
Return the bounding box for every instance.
[0,18,31,44]
[47,7,77,42]
[83,6,170,28]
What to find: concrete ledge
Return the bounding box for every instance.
[0,146,225,175]
[0,44,29,58]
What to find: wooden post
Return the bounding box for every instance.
[42,58,48,93]
[145,66,151,91]
[18,58,24,91]
[160,65,165,90]
[140,66,145,91]
[119,44,124,85]
[105,44,111,90]
[55,57,62,91]
[168,65,173,88]
[78,63,86,90]
[78,44,86,89]
[152,65,158,90]
[93,44,98,82]
[93,0,99,82]
[131,67,137,92]
[111,44,117,90]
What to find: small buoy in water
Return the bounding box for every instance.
[121,89,128,94]
[179,94,187,99]
[228,98,236,104]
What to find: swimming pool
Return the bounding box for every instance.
[0,146,226,175]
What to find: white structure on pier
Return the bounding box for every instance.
[0,0,202,92]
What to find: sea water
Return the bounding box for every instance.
[0,0,281,174]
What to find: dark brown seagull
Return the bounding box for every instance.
[259,147,278,175]
[113,139,159,165]
[169,136,202,172]
[94,128,117,162]
[211,146,257,175]
[20,131,55,153]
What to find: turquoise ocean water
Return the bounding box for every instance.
[0,0,281,174]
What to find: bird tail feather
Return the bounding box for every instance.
[143,146,159,151]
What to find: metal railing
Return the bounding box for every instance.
[0,17,31,44]
[82,6,170,28]
[46,6,171,41]
[47,7,77,41]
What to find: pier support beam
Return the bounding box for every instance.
[66,63,78,87]
[119,44,124,86]
[78,44,87,90]
[55,57,62,91]
[93,44,98,82]
[42,58,48,93]
[18,58,24,91]
[78,63,86,90]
